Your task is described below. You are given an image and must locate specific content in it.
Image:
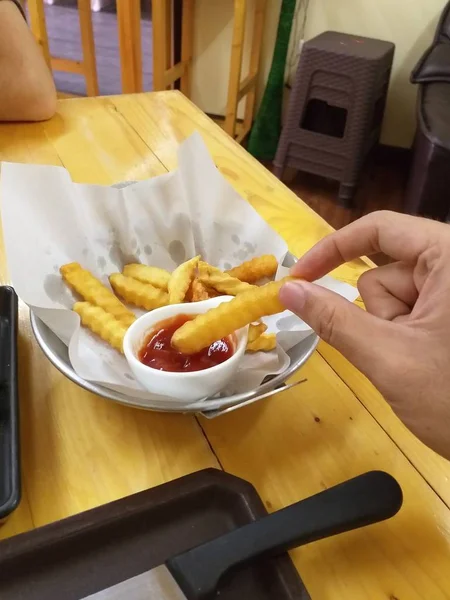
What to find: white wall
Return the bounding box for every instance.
[191,0,445,148]
[191,0,283,119]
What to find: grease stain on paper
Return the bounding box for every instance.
[97,256,107,271]
[168,240,186,264]
[44,274,73,307]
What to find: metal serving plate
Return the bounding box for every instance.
[29,176,318,416]
[30,312,318,417]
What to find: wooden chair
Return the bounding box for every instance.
[26,0,99,97]
[152,0,267,143]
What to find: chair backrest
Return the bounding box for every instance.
[434,0,450,44]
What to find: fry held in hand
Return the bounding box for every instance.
[123,264,170,290]
[227,254,278,283]
[172,277,292,354]
[168,255,199,304]
[246,333,276,352]
[60,262,136,327]
[73,302,128,353]
[110,273,168,310]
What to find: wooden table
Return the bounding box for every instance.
[1,92,450,599]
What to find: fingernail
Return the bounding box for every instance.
[280,280,307,310]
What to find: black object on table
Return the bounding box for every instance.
[0,286,20,522]
[0,469,310,600]
[79,470,402,600]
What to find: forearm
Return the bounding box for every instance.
[0,0,57,121]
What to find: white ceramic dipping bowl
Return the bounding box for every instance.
[123,296,248,403]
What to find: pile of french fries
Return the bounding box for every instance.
[60,254,289,357]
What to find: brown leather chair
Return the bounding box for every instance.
[405,1,450,221]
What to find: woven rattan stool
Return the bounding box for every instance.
[274,31,394,205]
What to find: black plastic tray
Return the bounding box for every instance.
[0,286,20,521]
[0,469,310,599]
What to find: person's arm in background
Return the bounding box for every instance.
[0,0,57,121]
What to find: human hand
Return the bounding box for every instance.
[280,210,450,459]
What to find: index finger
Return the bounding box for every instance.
[291,211,441,281]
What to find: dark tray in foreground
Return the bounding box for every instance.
[0,286,20,521]
[0,468,310,599]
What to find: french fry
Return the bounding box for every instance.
[172,277,293,354]
[73,302,128,353]
[197,260,212,280]
[198,261,255,295]
[191,270,221,299]
[110,273,168,310]
[123,264,171,290]
[168,255,200,304]
[248,322,267,343]
[226,255,278,283]
[199,271,256,296]
[206,288,222,299]
[60,262,136,327]
[191,278,210,302]
[246,333,277,352]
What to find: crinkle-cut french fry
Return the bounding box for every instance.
[246,333,277,352]
[123,264,171,290]
[226,254,278,283]
[172,277,293,354]
[191,278,210,302]
[110,273,168,310]
[60,262,136,327]
[199,271,256,296]
[192,268,221,299]
[198,261,255,295]
[197,260,212,280]
[73,302,128,353]
[248,322,267,343]
[168,256,200,304]
[207,288,222,299]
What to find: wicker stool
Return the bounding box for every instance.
[274,31,394,205]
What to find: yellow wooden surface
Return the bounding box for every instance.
[0,92,450,598]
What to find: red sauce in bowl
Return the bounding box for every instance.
[138,314,234,373]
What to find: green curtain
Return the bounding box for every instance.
[247,0,297,160]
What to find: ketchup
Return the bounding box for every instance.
[138,314,234,372]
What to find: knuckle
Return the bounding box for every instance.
[357,270,373,295]
[315,302,339,344]
[417,241,443,275]
[374,209,395,220]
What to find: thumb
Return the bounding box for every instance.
[279,280,393,375]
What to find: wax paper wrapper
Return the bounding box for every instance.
[0,133,358,402]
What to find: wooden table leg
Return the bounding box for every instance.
[242,0,266,134]
[117,0,143,93]
[224,0,247,138]
[27,0,52,68]
[152,0,172,91]
[78,0,99,96]
[180,0,194,97]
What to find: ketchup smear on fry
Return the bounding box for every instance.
[138,314,234,372]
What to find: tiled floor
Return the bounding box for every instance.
[268,148,409,265]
